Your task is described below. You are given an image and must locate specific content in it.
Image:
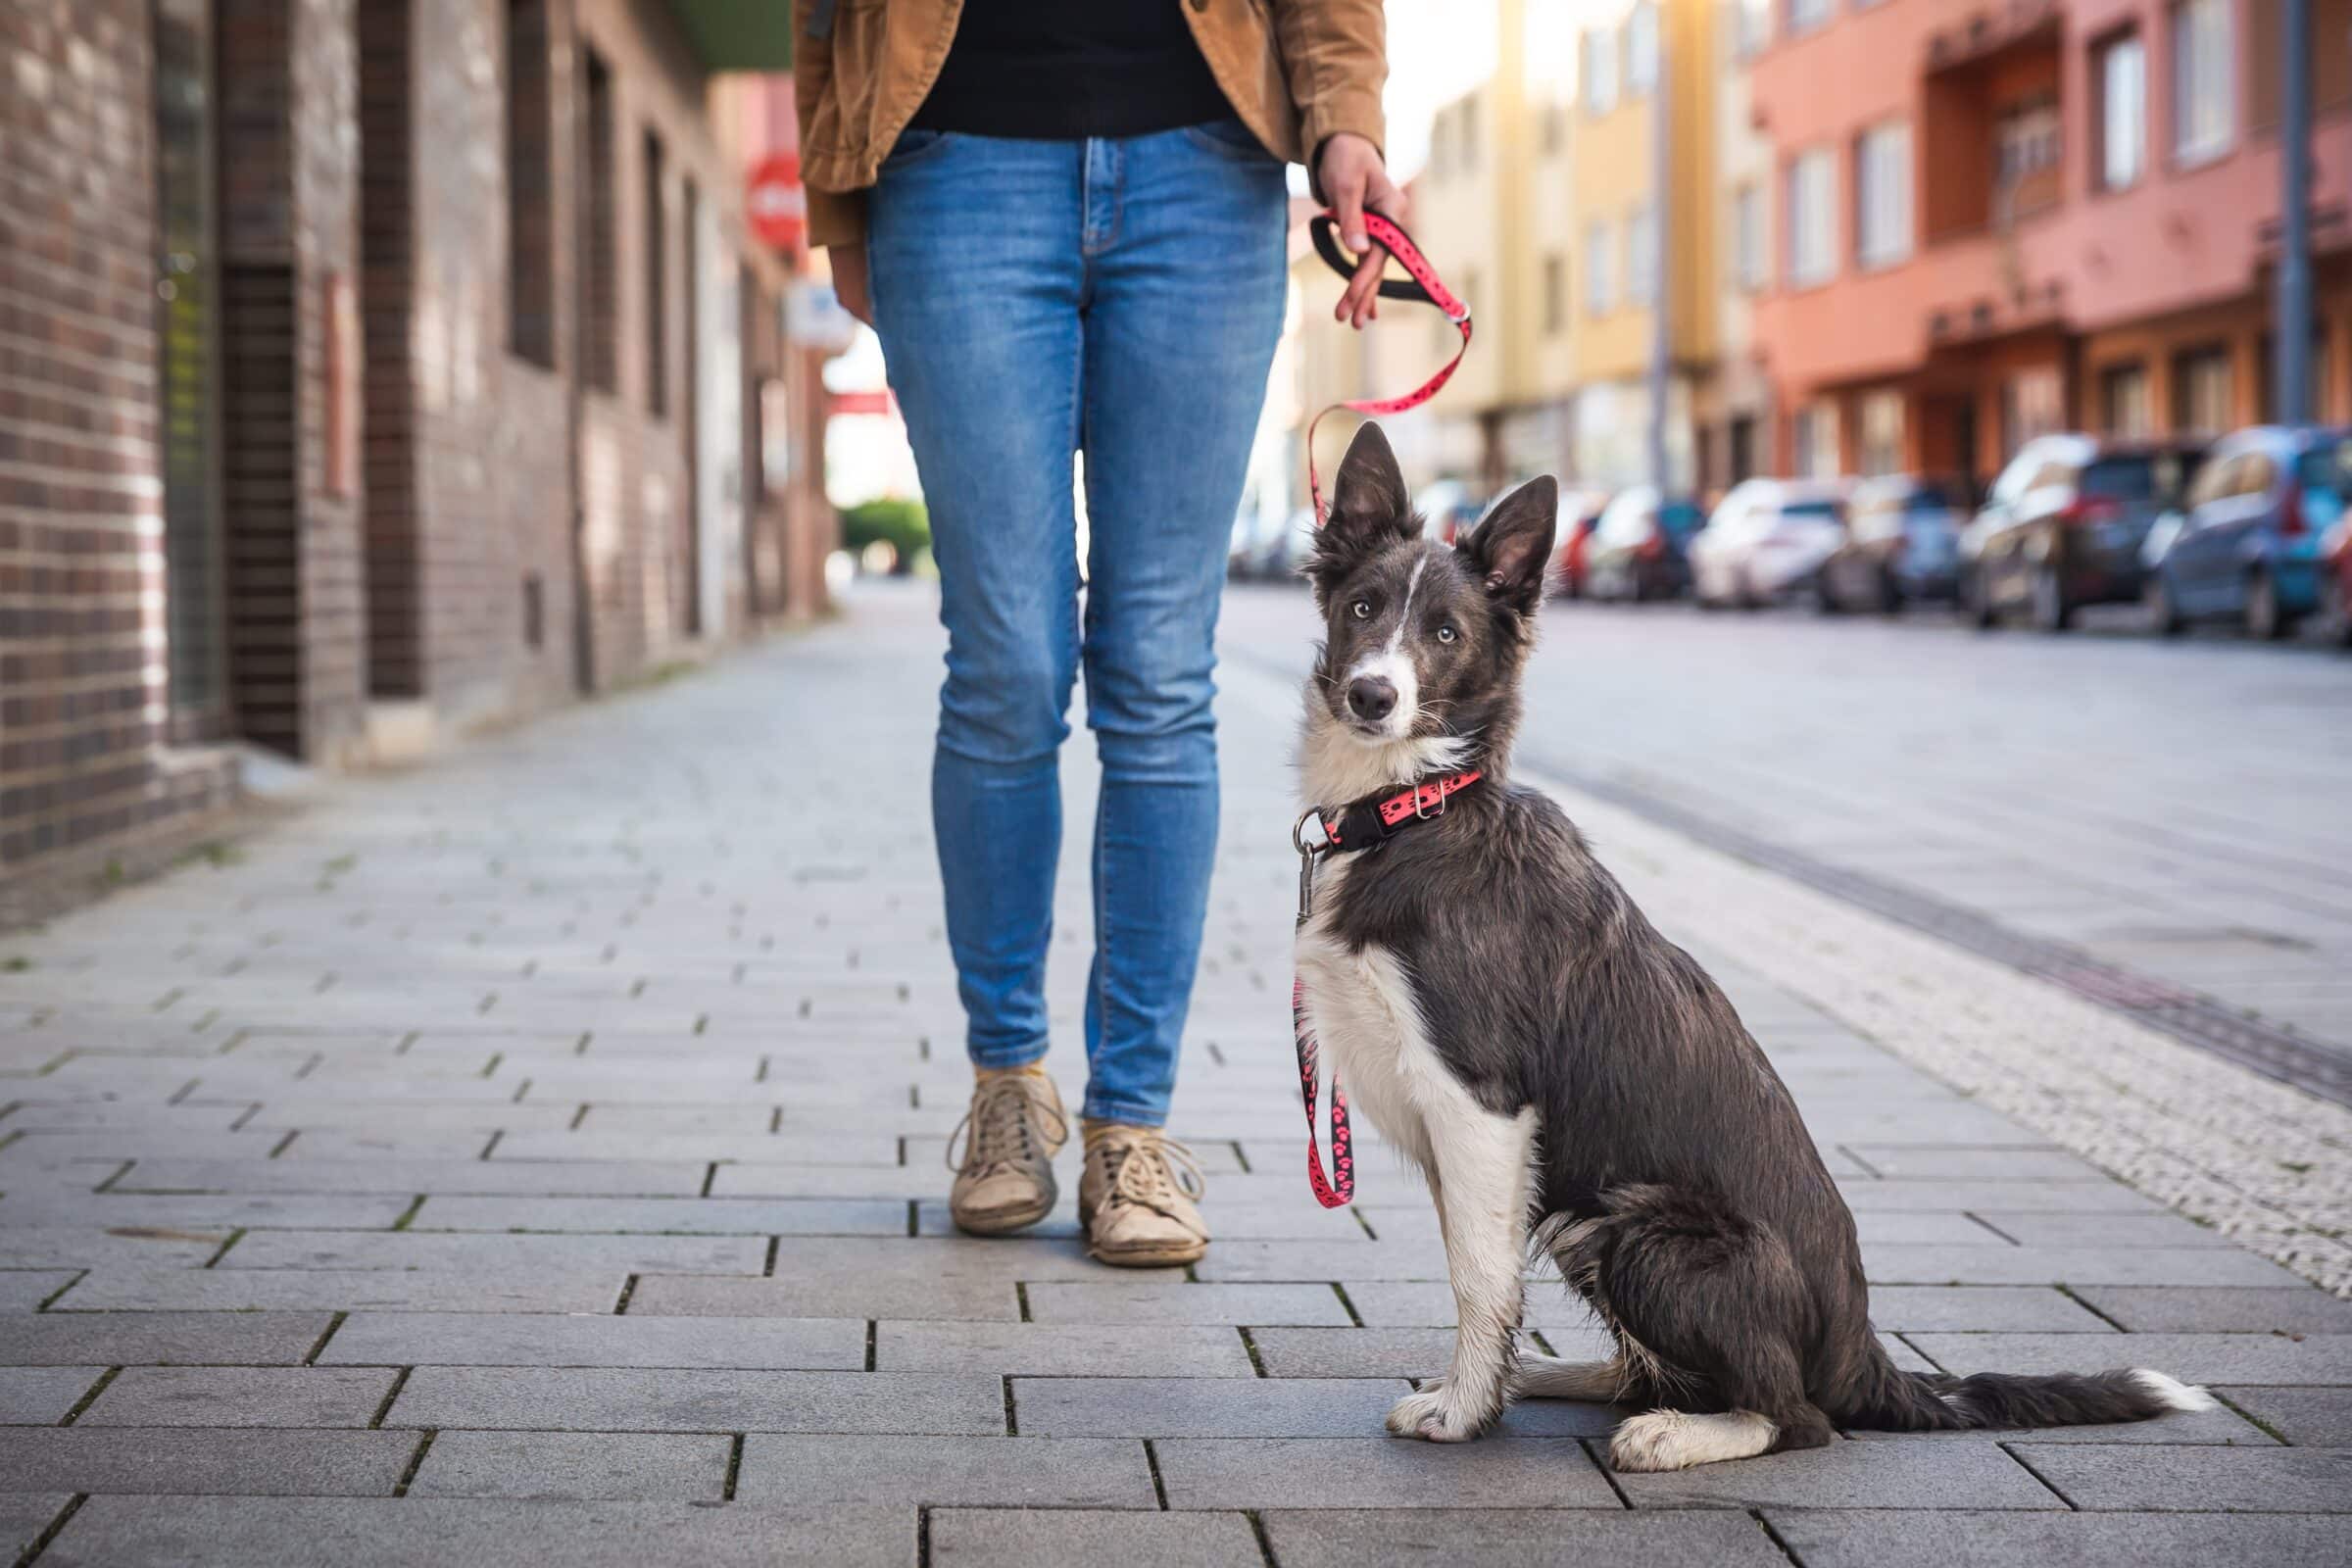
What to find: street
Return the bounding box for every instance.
[0,582,2345,1564]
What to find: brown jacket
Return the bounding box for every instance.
[793,0,1386,250]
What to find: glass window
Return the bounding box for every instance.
[1583,27,1618,115]
[1859,391,1904,475]
[2082,456,2169,501]
[1626,4,1659,96]
[1788,148,1836,287]
[2171,0,2233,166]
[1735,0,1774,58]
[2173,345,2233,432]
[1585,218,1615,314]
[2095,32,2146,191]
[1627,204,1657,306]
[1788,0,1831,37]
[506,0,556,367]
[1544,254,1567,335]
[2100,362,2151,436]
[1732,183,1766,291]
[1854,121,1913,270]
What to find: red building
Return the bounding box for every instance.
[1750,0,2352,487]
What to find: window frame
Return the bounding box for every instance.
[1853,119,1913,271]
[1787,146,1836,289]
[2169,0,2235,169]
[2092,28,2147,193]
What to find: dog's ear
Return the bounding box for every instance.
[1309,422,1420,595]
[1461,476,1558,616]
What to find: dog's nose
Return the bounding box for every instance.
[1347,676,1397,722]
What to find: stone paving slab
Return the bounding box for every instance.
[1860,1286,2117,1332]
[406,1196,910,1235]
[1023,1282,1354,1327]
[622,1271,1020,1322]
[1610,1437,2062,1510]
[109,1158,711,1196]
[2073,1286,2352,1334]
[318,1312,866,1371]
[734,1435,1155,1508]
[0,1275,76,1312]
[0,1194,413,1231]
[2214,1385,2352,1445]
[1261,1509,1790,1568]
[34,1497,913,1568]
[0,1368,103,1425]
[0,1312,335,1366]
[0,1495,69,1559]
[79,1366,398,1428]
[1910,1332,2352,1385]
[1010,1376,1406,1438]
[219,1230,770,1275]
[386,1367,1004,1435]
[873,1321,1257,1377]
[1760,1508,2352,1568]
[54,1267,625,1314]
[1857,1244,2304,1288]
[929,1508,1264,1568]
[404,1431,733,1500]
[0,1427,418,1495]
[1152,1438,1617,1509]
[2014,1442,2352,1510]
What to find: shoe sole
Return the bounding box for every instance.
[951,1193,1056,1236]
[1087,1237,1208,1268]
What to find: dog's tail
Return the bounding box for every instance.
[1843,1345,2217,1433]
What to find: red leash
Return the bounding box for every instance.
[1303,211,1473,524]
[1288,211,1478,1210]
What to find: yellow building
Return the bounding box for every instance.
[1568,0,1721,490]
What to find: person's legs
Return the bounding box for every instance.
[1075,124,1290,1128]
[866,133,1087,1075]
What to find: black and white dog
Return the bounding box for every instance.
[1294,422,2213,1472]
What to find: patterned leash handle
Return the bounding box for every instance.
[1303,210,1474,525]
[1292,976,1354,1207]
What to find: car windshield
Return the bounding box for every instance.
[2082,453,2201,503]
[1780,500,1840,522]
[2296,443,2352,499]
[1904,483,1954,511]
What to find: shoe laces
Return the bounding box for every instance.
[946,1076,1064,1179]
[1089,1130,1206,1214]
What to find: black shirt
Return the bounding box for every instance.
[909,0,1235,141]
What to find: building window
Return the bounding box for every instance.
[1627,204,1657,306]
[1792,403,1838,477]
[1859,392,1904,476]
[1734,0,1773,58]
[1544,253,1568,335]
[1585,218,1615,315]
[505,0,555,368]
[2171,0,2234,166]
[1788,0,1831,38]
[1583,26,1618,115]
[2100,361,2151,436]
[581,47,617,395]
[1787,148,1835,288]
[2173,344,2232,431]
[1854,121,1912,270]
[643,129,667,416]
[1732,182,1766,291]
[1540,102,1567,157]
[1625,4,1658,97]
[2094,31,2146,191]
[1992,93,2062,221]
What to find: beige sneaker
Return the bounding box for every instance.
[1078,1121,1210,1267]
[946,1067,1069,1236]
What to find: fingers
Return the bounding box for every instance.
[1341,251,1382,329]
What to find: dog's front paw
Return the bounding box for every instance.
[1385,1384,1490,1444]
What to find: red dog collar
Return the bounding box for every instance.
[1314,768,1485,853]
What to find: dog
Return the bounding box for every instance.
[1292,422,2215,1472]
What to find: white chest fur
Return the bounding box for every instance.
[1293,855,1446,1175]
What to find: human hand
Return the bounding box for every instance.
[831,244,872,325]
[1316,133,1408,330]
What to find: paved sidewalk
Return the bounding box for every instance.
[0,582,2346,1565]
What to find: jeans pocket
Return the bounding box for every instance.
[1181,116,1278,165]
[881,126,954,172]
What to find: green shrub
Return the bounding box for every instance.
[839,499,930,570]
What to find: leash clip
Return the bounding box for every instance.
[1292,809,1332,926]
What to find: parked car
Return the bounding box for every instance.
[1815,475,1966,612]
[2325,499,2352,647]
[1960,434,2205,631]
[1689,478,1848,608]
[1416,479,1488,548]
[1550,490,1611,598]
[1584,487,1704,601]
[2140,425,2346,640]
[1228,507,1314,580]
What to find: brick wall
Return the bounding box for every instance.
[0,0,239,916]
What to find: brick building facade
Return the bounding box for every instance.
[1,0,821,922]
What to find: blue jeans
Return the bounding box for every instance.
[867,122,1288,1127]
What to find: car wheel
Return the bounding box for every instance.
[1814,573,1841,615]
[2145,571,2184,637]
[2030,565,2072,633]
[2246,569,2289,641]
[1878,570,1904,615]
[1965,568,1997,630]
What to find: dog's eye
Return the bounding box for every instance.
[1435,624,1457,644]
[1350,600,1372,620]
